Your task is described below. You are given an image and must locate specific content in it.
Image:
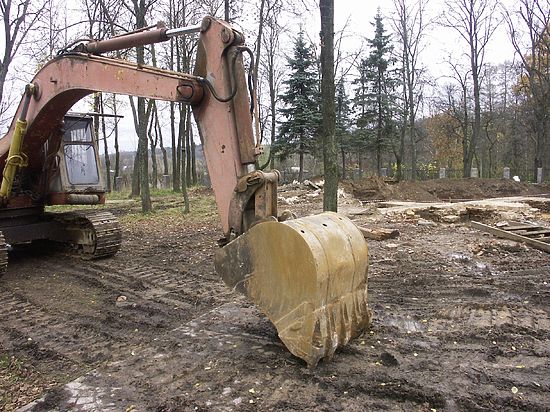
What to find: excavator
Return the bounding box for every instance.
[0,17,370,367]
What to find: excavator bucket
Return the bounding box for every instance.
[215,212,371,367]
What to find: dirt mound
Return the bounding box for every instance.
[349,177,550,202]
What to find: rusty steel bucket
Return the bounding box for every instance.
[215,212,371,367]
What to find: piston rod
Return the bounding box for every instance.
[165,24,202,38]
[83,23,204,55]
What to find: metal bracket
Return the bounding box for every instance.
[226,170,280,242]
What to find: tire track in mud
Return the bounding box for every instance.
[46,258,229,308]
[366,241,550,411]
[0,289,123,366]
[1,253,233,390]
[7,221,550,412]
[15,302,291,412]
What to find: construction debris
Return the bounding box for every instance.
[303,179,322,191]
[358,226,400,241]
[471,221,550,253]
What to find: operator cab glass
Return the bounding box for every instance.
[62,118,99,185]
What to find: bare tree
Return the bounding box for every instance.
[167,0,180,191]
[124,0,155,212]
[505,0,550,180]
[391,0,430,180]
[99,95,112,191]
[153,103,169,177]
[148,102,159,189]
[258,0,284,169]
[442,0,499,177]
[0,0,45,125]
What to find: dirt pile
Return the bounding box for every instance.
[349,177,550,202]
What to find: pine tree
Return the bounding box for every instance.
[275,31,321,181]
[353,11,399,176]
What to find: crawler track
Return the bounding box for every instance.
[0,232,7,275]
[54,210,122,259]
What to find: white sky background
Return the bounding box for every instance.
[1,0,521,152]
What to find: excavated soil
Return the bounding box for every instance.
[1,182,550,411]
[348,177,550,202]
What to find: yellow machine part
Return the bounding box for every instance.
[215,212,371,367]
[0,118,28,200]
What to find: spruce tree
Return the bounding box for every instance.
[275,31,321,181]
[352,11,399,176]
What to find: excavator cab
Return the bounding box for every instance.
[47,115,105,205]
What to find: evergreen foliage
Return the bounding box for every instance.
[274,31,321,177]
[352,11,400,174]
[335,79,354,154]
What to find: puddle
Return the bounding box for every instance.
[381,316,425,332]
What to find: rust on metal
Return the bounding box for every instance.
[193,17,258,235]
[176,81,203,104]
[83,25,169,54]
[47,192,105,205]
[0,54,205,172]
[226,170,280,238]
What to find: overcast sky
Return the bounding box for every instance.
[111,0,517,152]
[2,0,520,153]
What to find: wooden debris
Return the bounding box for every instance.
[303,179,322,190]
[358,227,400,241]
[471,221,550,253]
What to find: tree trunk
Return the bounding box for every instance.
[113,94,120,189]
[99,95,111,191]
[186,121,192,186]
[170,102,179,191]
[137,97,152,212]
[128,0,152,212]
[224,0,230,21]
[461,84,471,177]
[129,98,141,197]
[131,153,140,196]
[377,73,383,176]
[190,128,197,185]
[299,152,304,182]
[148,107,158,189]
[92,93,101,184]
[341,146,346,180]
[320,0,338,212]
[168,5,179,192]
[179,106,190,212]
[469,65,481,178]
[156,108,169,176]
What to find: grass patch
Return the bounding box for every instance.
[106,187,177,201]
[45,186,217,221]
[118,191,218,224]
[0,353,26,384]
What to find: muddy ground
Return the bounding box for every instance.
[1,179,549,411]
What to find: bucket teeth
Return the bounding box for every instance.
[276,288,371,366]
[215,212,370,366]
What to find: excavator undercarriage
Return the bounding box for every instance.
[0,16,370,366]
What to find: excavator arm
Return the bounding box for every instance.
[0,16,370,366]
[0,17,273,239]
